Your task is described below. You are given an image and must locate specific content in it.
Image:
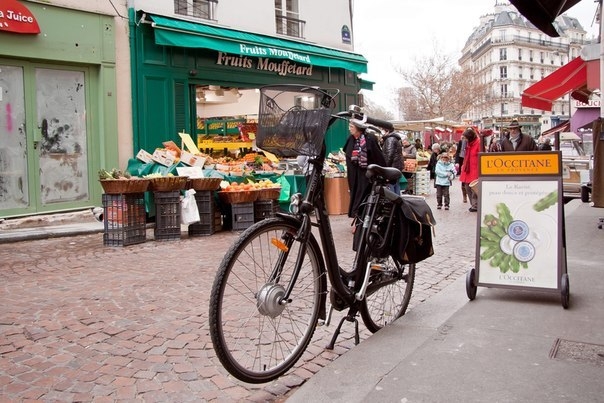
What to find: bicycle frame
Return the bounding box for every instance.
[276,114,403,314]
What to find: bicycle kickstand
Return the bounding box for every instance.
[325,313,360,350]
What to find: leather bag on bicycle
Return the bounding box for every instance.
[394,196,436,264]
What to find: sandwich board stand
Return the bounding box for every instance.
[465,151,570,308]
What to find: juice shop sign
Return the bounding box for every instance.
[0,0,40,34]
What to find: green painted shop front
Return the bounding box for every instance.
[0,2,118,218]
[129,10,368,157]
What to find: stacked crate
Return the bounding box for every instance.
[223,202,255,231]
[188,190,221,236]
[102,193,147,246]
[154,191,182,241]
[414,169,431,195]
[254,199,278,222]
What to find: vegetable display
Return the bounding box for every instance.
[99,168,131,180]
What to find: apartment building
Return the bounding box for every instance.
[459,2,591,137]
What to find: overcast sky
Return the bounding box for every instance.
[352,0,601,117]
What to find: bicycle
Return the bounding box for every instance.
[209,84,436,383]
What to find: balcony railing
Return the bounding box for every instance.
[275,15,305,39]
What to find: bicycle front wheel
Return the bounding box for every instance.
[360,257,415,333]
[209,218,323,383]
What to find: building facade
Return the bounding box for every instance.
[459,2,591,137]
[0,0,366,219]
[0,0,129,219]
[129,0,367,164]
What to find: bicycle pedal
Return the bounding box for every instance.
[370,263,386,272]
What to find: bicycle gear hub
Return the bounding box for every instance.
[257,283,287,318]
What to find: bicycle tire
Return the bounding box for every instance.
[209,218,323,383]
[360,258,415,333]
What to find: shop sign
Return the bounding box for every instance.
[475,152,564,291]
[574,99,600,108]
[216,51,313,77]
[341,25,351,44]
[480,153,560,176]
[0,0,40,34]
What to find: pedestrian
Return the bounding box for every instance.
[414,138,424,152]
[455,136,468,203]
[402,138,417,159]
[496,120,538,151]
[459,127,480,212]
[427,143,441,182]
[434,153,456,210]
[381,127,404,194]
[539,137,553,151]
[344,118,386,234]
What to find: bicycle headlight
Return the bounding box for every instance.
[289,193,302,214]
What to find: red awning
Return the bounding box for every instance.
[521,57,599,111]
[541,120,569,136]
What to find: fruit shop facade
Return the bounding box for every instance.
[129,9,369,161]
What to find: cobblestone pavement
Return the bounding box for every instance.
[0,190,476,402]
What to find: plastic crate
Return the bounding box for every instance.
[102,193,147,246]
[222,202,254,231]
[254,199,278,222]
[154,191,181,241]
[189,210,222,236]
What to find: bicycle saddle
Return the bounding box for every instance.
[366,164,402,183]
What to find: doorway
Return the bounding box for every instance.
[0,62,93,217]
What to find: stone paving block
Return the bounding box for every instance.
[0,191,476,401]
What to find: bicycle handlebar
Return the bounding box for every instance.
[335,110,394,132]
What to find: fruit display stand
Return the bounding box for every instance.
[197,138,253,155]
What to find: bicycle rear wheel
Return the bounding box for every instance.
[209,218,323,383]
[360,257,415,333]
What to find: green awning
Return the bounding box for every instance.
[359,77,374,90]
[149,14,367,74]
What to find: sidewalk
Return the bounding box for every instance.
[0,209,103,243]
[287,199,604,402]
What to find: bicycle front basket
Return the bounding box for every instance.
[256,85,333,158]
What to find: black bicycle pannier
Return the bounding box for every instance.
[395,196,436,264]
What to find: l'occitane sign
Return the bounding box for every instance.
[480,152,561,176]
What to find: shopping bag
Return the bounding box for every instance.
[275,174,291,203]
[181,189,200,225]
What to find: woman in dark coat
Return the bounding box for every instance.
[344,119,386,221]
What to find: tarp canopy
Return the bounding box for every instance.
[391,117,460,132]
[521,57,599,111]
[148,14,368,73]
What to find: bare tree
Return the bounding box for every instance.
[360,96,395,121]
[395,50,491,121]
